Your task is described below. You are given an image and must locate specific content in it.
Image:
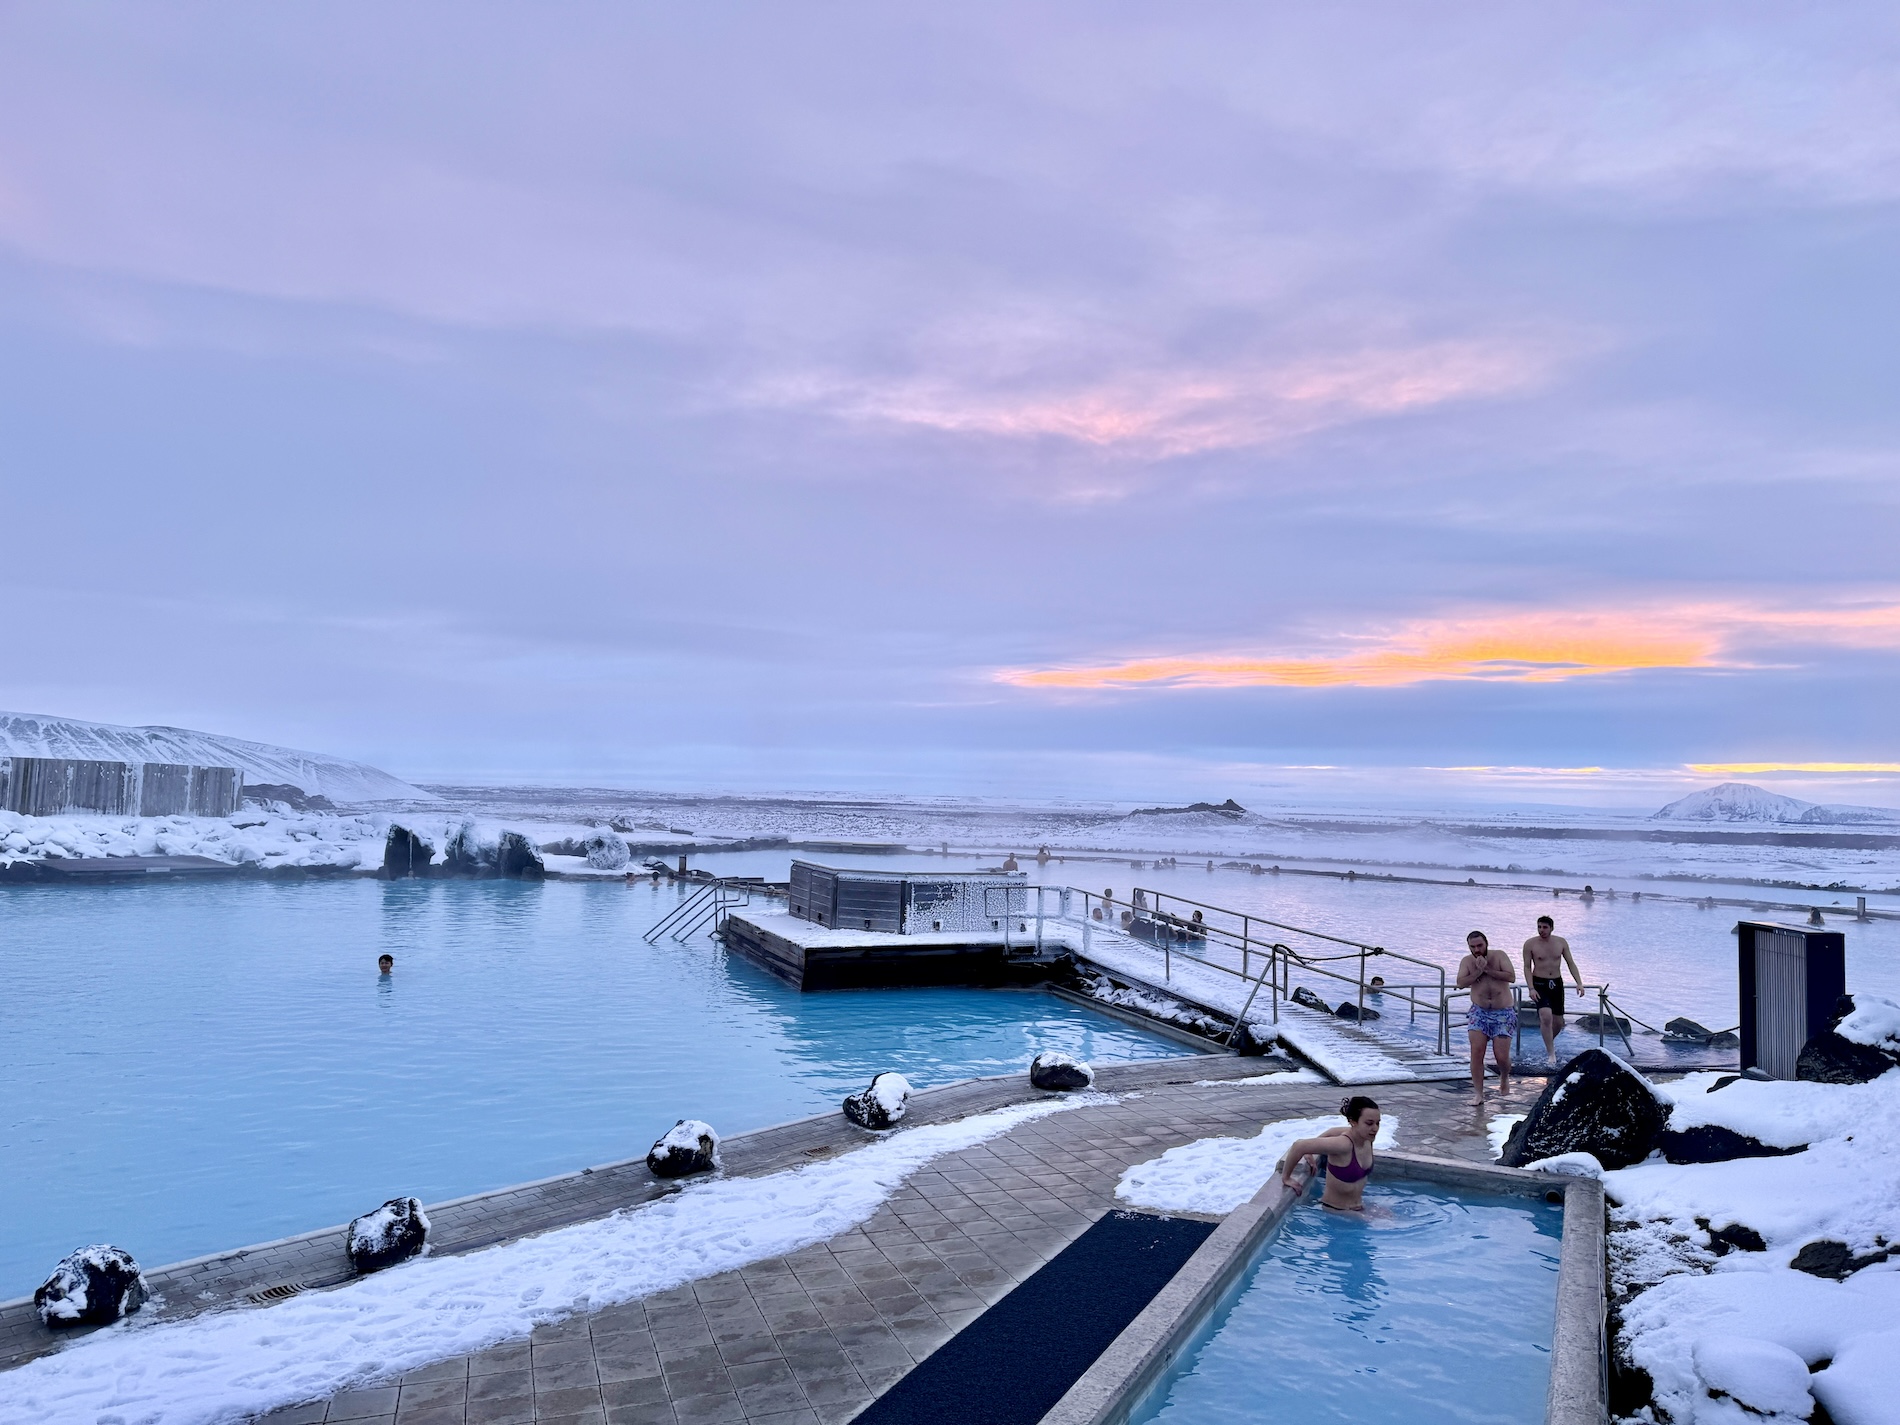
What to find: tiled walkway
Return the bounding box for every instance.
[259,1065,1519,1425]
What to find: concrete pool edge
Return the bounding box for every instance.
[1037,1150,1608,1425]
[0,1053,1282,1372]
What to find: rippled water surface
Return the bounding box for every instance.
[0,877,1185,1297]
[1131,1185,1563,1425]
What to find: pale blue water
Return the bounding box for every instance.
[693,847,1900,1034]
[1130,1185,1562,1425]
[0,877,1185,1298]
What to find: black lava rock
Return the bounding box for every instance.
[440,825,546,879]
[1574,1012,1632,1036]
[383,825,435,878]
[1654,1125,1805,1165]
[1797,1032,1899,1084]
[1333,1001,1381,1022]
[843,1072,912,1130]
[1798,994,1900,1084]
[648,1119,719,1178]
[1791,1238,1892,1279]
[1230,1021,1275,1055]
[1498,1048,1668,1170]
[243,783,337,813]
[347,1197,431,1275]
[1663,1016,1717,1042]
[497,831,545,879]
[1291,986,1331,1013]
[1699,1219,1767,1255]
[1662,1016,1737,1047]
[34,1246,148,1328]
[1030,1051,1095,1091]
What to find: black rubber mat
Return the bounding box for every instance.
[853,1209,1217,1425]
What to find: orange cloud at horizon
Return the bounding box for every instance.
[999,600,1900,692]
[1002,613,1718,690]
[1688,762,1900,775]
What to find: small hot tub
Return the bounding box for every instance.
[1128,1184,1564,1425]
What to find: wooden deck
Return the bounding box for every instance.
[721,912,1063,990]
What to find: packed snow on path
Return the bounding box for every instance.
[1115,1113,1399,1216]
[0,1097,1091,1425]
[1569,1046,1900,1424]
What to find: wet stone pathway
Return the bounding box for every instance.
[256,1062,1526,1425]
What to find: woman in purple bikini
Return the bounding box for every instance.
[1277,1096,1382,1211]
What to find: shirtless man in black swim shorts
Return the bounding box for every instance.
[1522,916,1583,1063]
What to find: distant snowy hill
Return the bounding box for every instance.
[0,712,432,805]
[1654,781,1899,825]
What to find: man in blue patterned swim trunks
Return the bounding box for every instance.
[1457,930,1516,1100]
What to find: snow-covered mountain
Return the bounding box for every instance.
[0,712,433,805]
[1654,782,1899,825]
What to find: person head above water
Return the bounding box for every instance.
[1339,1095,1381,1136]
[1368,975,1385,991]
[378,954,394,974]
[1537,915,1554,933]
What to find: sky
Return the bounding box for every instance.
[3,4,1899,809]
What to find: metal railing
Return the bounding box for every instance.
[642,877,757,944]
[1505,982,1633,1056]
[1061,886,1454,1053]
[981,883,1070,956]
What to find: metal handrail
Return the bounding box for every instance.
[1061,887,1454,1053]
[642,878,754,944]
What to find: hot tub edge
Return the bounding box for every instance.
[1037,1175,1304,1425]
[1039,1152,1608,1425]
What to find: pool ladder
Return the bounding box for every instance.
[644,878,753,943]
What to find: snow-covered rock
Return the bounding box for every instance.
[1798,994,1900,1085]
[1692,1337,1813,1421]
[842,1072,911,1130]
[347,1198,430,1275]
[1029,1051,1095,1091]
[647,1119,719,1178]
[442,823,545,879]
[0,711,430,805]
[582,831,630,871]
[383,825,434,878]
[34,1245,148,1328]
[1604,1070,1900,1423]
[1290,985,1331,1013]
[1499,1048,1667,1169]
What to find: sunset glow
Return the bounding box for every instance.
[1688,762,1900,775]
[1000,601,1900,692]
[1001,613,1719,689]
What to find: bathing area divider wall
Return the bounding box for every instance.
[0,757,243,817]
